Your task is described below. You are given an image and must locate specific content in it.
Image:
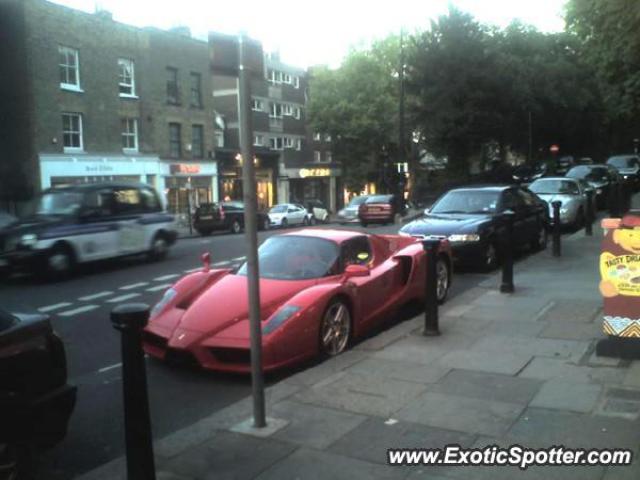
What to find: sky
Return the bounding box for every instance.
[51,0,568,68]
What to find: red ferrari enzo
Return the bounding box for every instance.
[143,229,452,373]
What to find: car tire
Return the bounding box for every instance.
[319,298,352,357]
[436,256,451,304]
[309,216,317,226]
[281,218,288,228]
[393,213,401,224]
[303,216,309,226]
[262,217,270,231]
[230,220,242,234]
[481,241,499,272]
[148,233,169,261]
[530,224,548,251]
[44,242,76,279]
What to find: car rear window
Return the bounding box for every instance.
[197,203,218,213]
[366,195,392,204]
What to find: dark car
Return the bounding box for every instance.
[606,155,640,190]
[556,155,575,175]
[358,194,406,227]
[566,164,624,209]
[0,308,76,478]
[399,186,548,270]
[193,201,271,235]
[512,162,548,184]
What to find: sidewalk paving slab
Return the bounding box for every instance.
[528,380,602,413]
[395,391,525,437]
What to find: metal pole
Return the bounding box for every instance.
[585,190,594,236]
[552,201,561,257]
[186,186,193,236]
[398,29,405,170]
[528,111,532,164]
[238,34,266,428]
[500,211,515,293]
[421,239,440,336]
[608,183,619,217]
[111,303,156,480]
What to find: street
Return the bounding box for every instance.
[0,222,489,479]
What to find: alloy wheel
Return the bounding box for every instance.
[436,258,450,303]
[320,301,351,356]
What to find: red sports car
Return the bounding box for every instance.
[142,229,452,373]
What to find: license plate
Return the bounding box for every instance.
[200,215,213,220]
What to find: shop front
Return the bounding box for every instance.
[39,153,163,190]
[283,166,342,213]
[217,149,279,211]
[162,162,218,214]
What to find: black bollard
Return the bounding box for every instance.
[585,190,594,236]
[552,201,561,257]
[111,303,156,480]
[500,211,515,294]
[620,182,630,214]
[422,239,440,336]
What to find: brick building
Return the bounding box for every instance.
[0,0,218,214]
[209,33,342,212]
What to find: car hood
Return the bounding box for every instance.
[170,274,315,338]
[0,215,69,238]
[401,213,494,236]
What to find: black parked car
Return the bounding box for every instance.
[606,155,640,190]
[512,162,548,184]
[566,164,624,209]
[399,185,548,270]
[0,308,76,478]
[193,201,271,235]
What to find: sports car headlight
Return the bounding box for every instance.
[263,305,301,335]
[20,233,38,247]
[448,234,481,242]
[151,288,177,317]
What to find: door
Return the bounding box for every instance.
[288,205,306,224]
[516,188,542,239]
[112,186,147,255]
[76,188,119,261]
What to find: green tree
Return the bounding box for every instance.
[307,38,401,193]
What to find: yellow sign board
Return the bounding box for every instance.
[299,168,331,178]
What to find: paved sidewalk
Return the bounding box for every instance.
[79,227,640,480]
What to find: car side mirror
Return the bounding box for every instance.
[344,264,370,278]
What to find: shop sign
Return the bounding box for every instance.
[170,164,201,174]
[85,164,114,172]
[299,168,331,178]
[600,215,640,337]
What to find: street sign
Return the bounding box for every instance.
[550,144,559,153]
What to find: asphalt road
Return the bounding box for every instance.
[0,222,490,479]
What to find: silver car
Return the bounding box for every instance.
[337,195,369,224]
[529,177,592,228]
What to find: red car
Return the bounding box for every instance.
[142,229,452,373]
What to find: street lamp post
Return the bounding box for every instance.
[238,34,266,428]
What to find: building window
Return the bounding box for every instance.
[269,137,283,150]
[191,125,203,158]
[314,150,322,162]
[59,46,80,90]
[313,132,321,141]
[118,58,135,97]
[190,72,202,108]
[121,118,138,151]
[296,138,302,151]
[169,123,181,158]
[294,107,301,120]
[62,113,83,151]
[166,67,179,104]
[324,133,332,142]
[284,137,295,149]
[282,104,293,116]
[252,99,264,111]
[293,76,299,88]
[269,102,282,118]
[214,131,224,148]
[326,151,333,163]
[254,135,263,146]
[283,73,291,84]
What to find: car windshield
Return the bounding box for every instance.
[431,190,499,214]
[567,166,607,181]
[608,156,638,169]
[237,236,339,280]
[31,191,83,216]
[270,205,288,213]
[529,180,579,195]
[347,196,368,208]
